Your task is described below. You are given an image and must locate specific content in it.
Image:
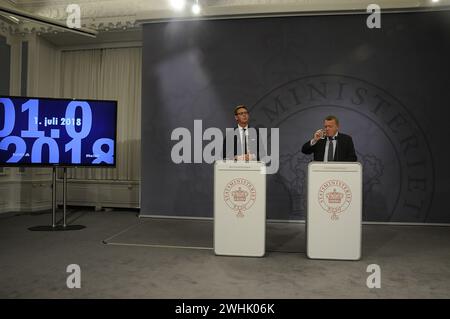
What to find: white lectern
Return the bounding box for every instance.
[214,160,266,257]
[307,162,362,260]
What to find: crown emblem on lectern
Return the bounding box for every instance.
[223,178,257,218]
[326,188,344,204]
[318,180,352,221]
[232,187,248,202]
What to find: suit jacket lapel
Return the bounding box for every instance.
[334,135,339,161]
[320,139,327,160]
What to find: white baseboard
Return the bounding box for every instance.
[0,179,140,213]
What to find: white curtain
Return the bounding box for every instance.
[60,47,142,181]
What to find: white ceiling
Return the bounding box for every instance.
[1,0,450,47]
[8,0,450,23]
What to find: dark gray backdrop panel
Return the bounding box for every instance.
[141,11,450,222]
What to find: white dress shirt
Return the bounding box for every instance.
[311,132,338,162]
[238,125,249,155]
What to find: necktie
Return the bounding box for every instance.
[243,128,248,154]
[327,137,334,162]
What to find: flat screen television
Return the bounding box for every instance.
[0,96,117,167]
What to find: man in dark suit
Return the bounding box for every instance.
[301,115,357,162]
[223,105,264,161]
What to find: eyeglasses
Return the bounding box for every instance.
[236,111,249,115]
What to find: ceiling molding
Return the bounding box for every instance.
[3,0,450,45]
[0,5,98,37]
[134,3,450,25]
[0,0,18,9]
[13,0,450,20]
[11,0,144,31]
